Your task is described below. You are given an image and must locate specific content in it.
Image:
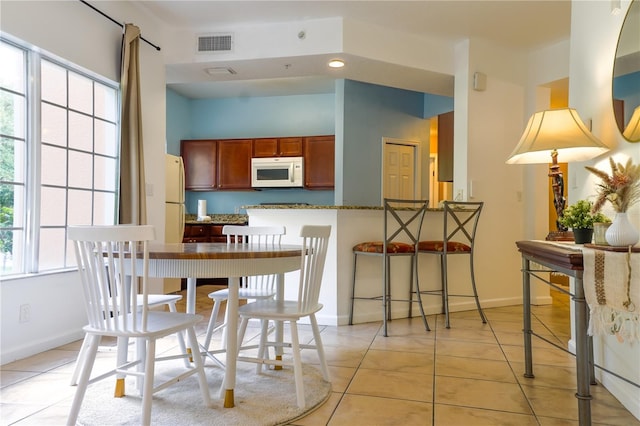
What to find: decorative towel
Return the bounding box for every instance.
[582,247,640,344]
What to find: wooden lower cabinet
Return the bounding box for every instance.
[182,223,244,287]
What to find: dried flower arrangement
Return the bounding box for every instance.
[585,157,640,213]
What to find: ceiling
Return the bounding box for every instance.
[135,0,572,99]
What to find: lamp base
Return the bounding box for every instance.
[546,230,574,242]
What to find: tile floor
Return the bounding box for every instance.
[1,284,638,425]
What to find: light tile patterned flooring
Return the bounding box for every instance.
[1,284,639,425]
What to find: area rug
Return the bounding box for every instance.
[76,361,331,425]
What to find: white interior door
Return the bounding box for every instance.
[383,140,418,200]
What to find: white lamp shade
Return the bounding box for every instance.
[506,108,609,164]
[622,105,640,142]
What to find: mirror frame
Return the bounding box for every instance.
[612,0,640,143]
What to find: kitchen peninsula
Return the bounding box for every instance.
[244,204,479,326]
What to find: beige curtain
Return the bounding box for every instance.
[119,23,147,225]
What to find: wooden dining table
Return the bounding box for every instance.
[145,242,303,408]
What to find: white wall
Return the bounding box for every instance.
[0,1,167,364]
[568,0,640,418]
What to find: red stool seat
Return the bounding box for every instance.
[353,241,416,254]
[417,241,471,253]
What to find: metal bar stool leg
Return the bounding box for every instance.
[382,256,389,336]
[442,255,451,329]
[413,255,431,331]
[469,251,487,323]
[349,253,358,325]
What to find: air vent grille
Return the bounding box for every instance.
[197,34,233,53]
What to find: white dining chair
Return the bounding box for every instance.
[201,225,286,358]
[69,293,187,388]
[66,225,211,425]
[236,225,332,409]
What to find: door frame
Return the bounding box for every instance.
[381,137,422,203]
[429,154,438,208]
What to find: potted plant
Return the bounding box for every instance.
[558,200,610,244]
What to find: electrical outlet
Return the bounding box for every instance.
[19,304,31,323]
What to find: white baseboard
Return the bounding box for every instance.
[598,372,640,421]
[1,330,84,366]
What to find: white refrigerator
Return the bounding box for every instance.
[164,154,185,293]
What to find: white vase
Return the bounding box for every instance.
[605,212,640,247]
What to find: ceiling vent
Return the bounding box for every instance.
[197,33,233,53]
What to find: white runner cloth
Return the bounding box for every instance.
[582,247,640,344]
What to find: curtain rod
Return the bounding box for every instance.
[80,0,161,51]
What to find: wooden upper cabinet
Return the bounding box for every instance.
[278,137,303,156]
[181,139,217,191]
[437,111,454,182]
[217,139,252,190]
[303,135,335,189]
[253,137,303,157]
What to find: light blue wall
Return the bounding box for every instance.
[166,89,191,156]
[613,70,640,128]
[424,93,454,118]
[167,81,443,212]
[166,89,336,214]
[340,80,430,205]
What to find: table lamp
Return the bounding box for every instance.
[506,108,609,240]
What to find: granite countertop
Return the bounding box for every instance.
[243,204,443,211]
[184,214,248,224]
[242,204,382,210]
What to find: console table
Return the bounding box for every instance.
[516,240,593,425]
[517,240,640,425]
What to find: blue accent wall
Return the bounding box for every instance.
[340,80,430,205]
[166,89,191,156]
[424,93,454,118]
[167,81,448,212]
[613,70,640,128]
[166,89,336,214]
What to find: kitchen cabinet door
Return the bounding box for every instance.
[181,140,217,190]
[437,111,454,182]
[253,137,303,157]
[252,138,278,157]
[217,139,252,190]
[182,224,210,242]
[278,137,303,156]
[303,135,335,189]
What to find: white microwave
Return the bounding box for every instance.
[251,156,304,188]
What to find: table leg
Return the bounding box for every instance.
[186,277,197,314]
[221,277,239,408]
[573,275,592,425]
[185,277,197,362]
[275,273,285,370]
[522,256,534,379]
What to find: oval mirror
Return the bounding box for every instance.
[613,0,640,142]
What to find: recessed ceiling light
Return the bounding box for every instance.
[328,59,345,69]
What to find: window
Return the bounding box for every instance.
[0,37,119,276]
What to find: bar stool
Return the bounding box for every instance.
[349,198,430,336]
[417,201,486,328]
